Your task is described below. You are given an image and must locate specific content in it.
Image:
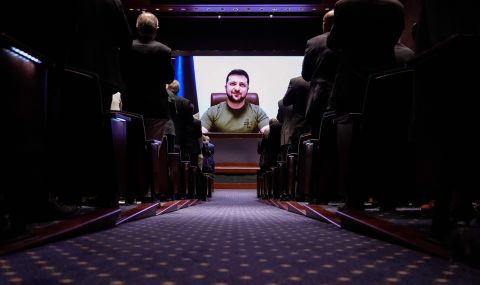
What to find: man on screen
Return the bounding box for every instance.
[201,69,269,133]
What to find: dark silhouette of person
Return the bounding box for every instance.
[66,0,132,111]
[202,135,216,174]
[302,10,338,137]
[279,76,310,155]
[122,12,175,140]
[326,0,406,115]
[165,80,183,152]
[276,99,293,161]
[324,0,407,210]
[411,0,480,250]
[258,118,282,172]
[414,0,480,54]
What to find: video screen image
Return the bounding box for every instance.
[190,55,303,133]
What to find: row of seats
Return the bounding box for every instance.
[2,31,213,229]
[258,66,413,209]
[58,68,213,206]
[258,34,480,217]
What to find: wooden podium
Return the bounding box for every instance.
[205,132,262,174]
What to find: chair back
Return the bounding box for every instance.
[211,92,259,106]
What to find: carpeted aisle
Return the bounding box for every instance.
[1,190,480,284]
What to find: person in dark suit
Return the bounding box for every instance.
[165,80,182,152]
[66,0,132,111]
[411,0,480,251]
[276,99,292,161]
[173,97,194,148]
[414,0,480,53]
[326,0,406,115]
[258,118,282,172]
[202,135,216,174]
[325,0,407,210]
[301,10,338,138]
[279,76,311,155]
[122,12,175,140]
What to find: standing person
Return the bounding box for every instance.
[414,0,480,54]
[201,69,269,133]
[280,76,311,154]
[325,0,407,211]
[276,99,292,161]
[411,0,480,247]
[164,80,181,151]
[326,0,406,115]
[258,118,282,172]
[202,135,216,174]
[183,105,203,169]
[66,0,132,111]
[122,12,175,140]
[167,80,194,153]
[301,9,338,137]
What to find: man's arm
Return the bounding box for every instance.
[200,107,213,133]
[260,125,269,134]
[256,106,270,133]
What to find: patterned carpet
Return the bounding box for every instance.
[1,190,480,284]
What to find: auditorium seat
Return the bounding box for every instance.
[149,136,171,201]
[210,92,259,106]
[110,111,150,204]
[169,152,182,200]
[409,34,480,235]
[296,138,316,202]
[310,111,339,204]
[335,67,414,210]
[52,67,120,207]
[286,154,297,200]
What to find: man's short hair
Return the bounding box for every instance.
[226,69,249,85]
[136,12,159,37]
[323,10,335,33]
[167,80,180,94]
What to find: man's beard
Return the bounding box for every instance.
[226,92,247,103]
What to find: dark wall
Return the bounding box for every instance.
[3,1,419,59]
[125,13,324,54]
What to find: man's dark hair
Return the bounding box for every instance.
[226,69,249,84]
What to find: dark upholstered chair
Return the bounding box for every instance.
[210,93,259,106]
[335,67,414,210]
[409,35,480,235]
[53,68,119,206]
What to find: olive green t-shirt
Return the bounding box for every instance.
[201,102,269,133]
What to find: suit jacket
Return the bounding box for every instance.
[415,0,480,53]
[328,0,404,52]
[173,96,194,146]
[67,0,132,92]
[280,77,311,146]
[277,99,293,146]
[122,38,175,119]
[327,0,406,114]
[301,33,338,133]
[259,121,282,169]
[302,32,332,83]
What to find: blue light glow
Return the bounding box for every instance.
[10,47,42,64]
[175,56,184,97]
